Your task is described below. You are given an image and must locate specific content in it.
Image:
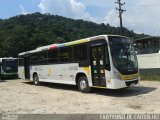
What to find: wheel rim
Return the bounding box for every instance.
[80,79,87,90]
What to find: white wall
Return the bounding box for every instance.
[137,53,160,69]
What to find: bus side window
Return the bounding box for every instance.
[48,49,58,63]
[30,53,37,65]
[73,44,87,62]
[37,51,48,65]
[59,47,72,63]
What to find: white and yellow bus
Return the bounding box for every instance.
[18,35,140,92]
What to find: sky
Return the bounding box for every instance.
[0,0,160,36]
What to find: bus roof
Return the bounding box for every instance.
[0,57,17,60]
[0,57,17,62]
[18,34,128,56]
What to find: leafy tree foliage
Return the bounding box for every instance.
[0,12,149,57]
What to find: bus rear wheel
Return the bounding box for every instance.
[33,74,40,86]
[78,76,91,93]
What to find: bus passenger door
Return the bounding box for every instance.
[90,45,107,87]
[24,57,30,79]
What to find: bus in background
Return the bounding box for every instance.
[0,58,18,80]
[135,37,160,79]
[18,35,140,93]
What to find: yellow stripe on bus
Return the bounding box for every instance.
[65,39,88,46]
[83,67,90,75]
[48,68,51,76]
[22,69,24,75]
[119,72,139,80]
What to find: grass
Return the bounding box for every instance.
[140,75,160,81]
[139,69,160,81]
[128,104,142,110]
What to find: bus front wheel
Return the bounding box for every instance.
[78,76,91,93]
[33,74,40,86]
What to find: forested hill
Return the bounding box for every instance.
[0,12,149,57]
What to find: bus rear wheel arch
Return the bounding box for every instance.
[33,73,40,86]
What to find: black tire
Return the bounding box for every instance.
[78,76,91,93]
[33,74,40,86]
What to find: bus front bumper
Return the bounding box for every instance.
[0,73,18,79]
[111,78,140,89]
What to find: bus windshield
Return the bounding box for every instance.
[2,59,18,73]
[109,36,138,74]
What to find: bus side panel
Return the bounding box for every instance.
[29,63,92,86]
[30,65,60,82]
[18,66,25,79]
[51,63,92,85]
